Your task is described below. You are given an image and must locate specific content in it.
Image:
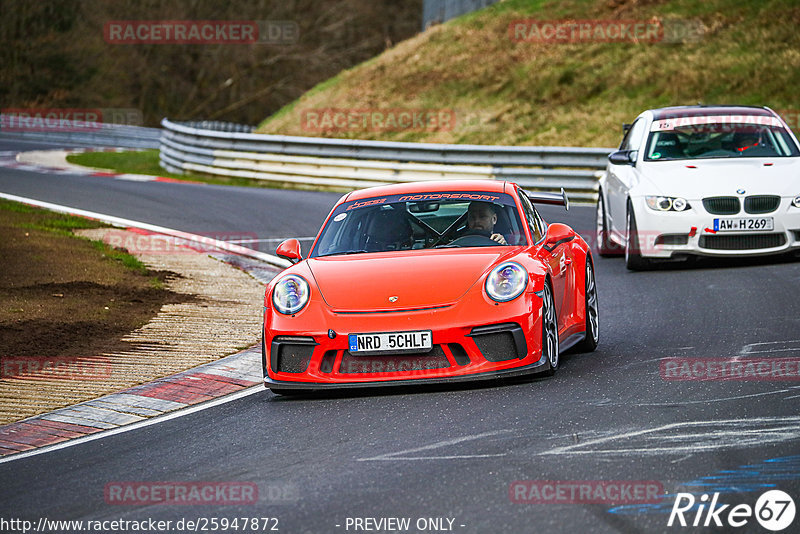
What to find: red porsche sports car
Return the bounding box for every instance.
[263,180,598,394]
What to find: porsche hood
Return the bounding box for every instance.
[305,249,513,311]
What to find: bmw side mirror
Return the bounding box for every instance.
[608,150,635,166]
[276,239,302,264]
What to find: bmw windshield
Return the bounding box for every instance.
[644,115,800,161]
[309,191,528,258]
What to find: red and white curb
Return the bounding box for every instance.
[0,346,264,462]
[0,192,293,462]
[0,147,193,183]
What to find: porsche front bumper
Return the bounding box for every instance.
[263,289,553,389]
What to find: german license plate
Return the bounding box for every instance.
[713,217,774,232]
[348,330,432,355]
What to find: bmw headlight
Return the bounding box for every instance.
[485,262,528,303]
[272,275,310,315]
[793,195,800,208]
[645,196,690,212]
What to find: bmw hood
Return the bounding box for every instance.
[636,158,800,199]
[306,249,512,311]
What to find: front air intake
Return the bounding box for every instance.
[744,195,780,214]
[654,234,689,246]
[702,197,740,215]
[468,323,527,362]
[338,346,449,374]
[699,234,786,250]
[271,337,317,373]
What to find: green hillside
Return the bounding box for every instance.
[257,0,800,147]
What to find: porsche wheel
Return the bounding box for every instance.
[541,281,560,376]
[596,194,621,257]
[625,204,650,271]
[575,257,599,352]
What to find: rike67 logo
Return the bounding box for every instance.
[668,490,795,531]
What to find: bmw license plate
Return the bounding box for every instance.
[348,331,432,355]
[713,217,774,232]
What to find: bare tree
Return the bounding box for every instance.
[0,0,422,125]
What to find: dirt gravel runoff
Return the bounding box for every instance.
[0,214,265,424]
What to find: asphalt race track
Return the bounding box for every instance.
[1,139,799,533]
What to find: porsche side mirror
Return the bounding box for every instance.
[608,150,635,166]
[543,223,575,249]
[276,239,302,264]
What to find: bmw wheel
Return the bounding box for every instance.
[596,194,622,257]
[625,203,650,271]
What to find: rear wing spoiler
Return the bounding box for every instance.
[523,188,569,211]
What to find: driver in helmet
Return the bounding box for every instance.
[732,131,760,153]
[466,201,506,244]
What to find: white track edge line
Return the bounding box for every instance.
[0,191,282,462]
[0,192,291,269]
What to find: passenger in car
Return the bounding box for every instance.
[363,207,414,252]
[653,132,686,159]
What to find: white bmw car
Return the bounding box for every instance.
[597,105,800,269]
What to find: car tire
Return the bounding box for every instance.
[541,280,560,376]
[625,203,651,271]
[596,194,622,257]
[574,257,599,352]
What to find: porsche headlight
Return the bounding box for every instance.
[272,275,310,315]
[645,196,690,212]
[793,195,800,208]
[485,262,528,303]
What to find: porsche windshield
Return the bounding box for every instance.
[644,116,800,161]
[310,192,528,258]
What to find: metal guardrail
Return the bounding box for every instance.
[160,118,612,202]
[423,0,501,30]
[0,117,161,149]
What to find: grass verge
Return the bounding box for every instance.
[65,149,343,190]
[0,199,183,358]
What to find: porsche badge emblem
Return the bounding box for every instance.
[388,296,399,302]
